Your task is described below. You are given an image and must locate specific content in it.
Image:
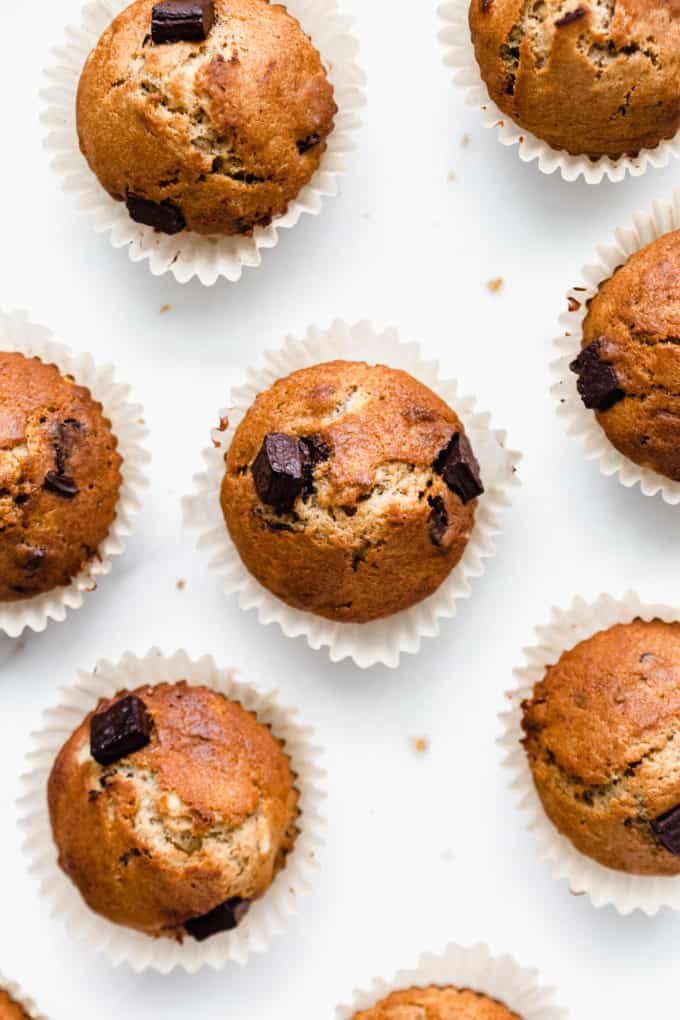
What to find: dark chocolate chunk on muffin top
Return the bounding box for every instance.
[0,352,122,601]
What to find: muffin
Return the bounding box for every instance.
[77,0,337,236]
[522,618,680,876]
[469,0,680,158]
[0,991,34,1020]
[0,352,122,601]
[220,360,484,623]
[48,682,298,939]
[570,230,680,482]
[352,986,519,1020]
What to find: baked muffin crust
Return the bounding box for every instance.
[77,0,337,235]
[0,352,122,601]
[469,0,680,158]
[220,361,482,623]
[572,230,680,482]
[522,619,680,875]
[353,986,520,1020]
[48,682,298,938]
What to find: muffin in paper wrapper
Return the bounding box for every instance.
[18,648,326,973]
[0,308,148,637]
[183,320,521,669]
[502,590,680,915]
[553,190,680,503]
[41,0,366,285]
[336,942,567,1020]
[437,0,680,183]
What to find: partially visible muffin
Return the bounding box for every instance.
[0,352,122,601]
[0,991,33,1020]
[522,619,680,875]
[77,0,337,236]
[570,230,680,482]
[48,682,298,939]
[220,360,484,623]
[352,986,520,1020]
[469,0,680,158]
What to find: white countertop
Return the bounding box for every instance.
[3,1,680,1017]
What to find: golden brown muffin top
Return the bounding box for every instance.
[0,352,122,601]
[0,992,32,1020]
[353,986,520,1020]
[77,0,336,235]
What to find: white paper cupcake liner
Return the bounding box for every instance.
[183,320,521,669]
[0,309,148,638]
[41,0,365,286]
[18,648,326,973]
[553,191,680,503]
[336,942,567,1020]
[502,590,680,916]
[437,0,680,183]
[0,974,47,1020]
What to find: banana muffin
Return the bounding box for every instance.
[570,230,680,482]
[220,361,484,624]
[469,0,680,158]
[352,986,520,1020]
[0,991,33,1020]
[522,619,680,875]
[48,682,298,939]
[0,352,122,602]
[77,0,337,236]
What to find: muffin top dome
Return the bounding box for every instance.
[469,0,680,158]
[220,360,484,623]
[522,619,680,875]
[570,230,680,482]
[0,352,122,602]
[77,0,337,236]
[48,682,298,939]
[352,986,520,1020]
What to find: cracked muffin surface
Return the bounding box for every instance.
[0,352,122,602]
[522,619,680,876]
[77,0,337,236]
[48,682,298,938]
[469,0,680,158]
[352,986,520,1020]
[572,230,680,482]
[220,361,483,624]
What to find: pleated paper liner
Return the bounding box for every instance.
[0,309,148,637]
[437,0,680,183]
[501,591,680,915]
[183,320,521,669]
[41,0,365,285]
[336,942,567,1020]
[0,975,47,1020]
[18,648,326,973]
[553,191,680,503]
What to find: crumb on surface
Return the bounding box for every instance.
[410,736,429,754]
[461,133,470,147]
[137,417,146,425]
[160,304,172,314]
[487,277,503,292]
[176,579,186,590]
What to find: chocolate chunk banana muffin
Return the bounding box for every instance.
[353,986,520,1020]
[522,619,680,876]
[469,0,680,158]
[570,230,680,482]
[48,682,298,939]
[0,991,33,1020]
[77,0,337,236]
[0,352,122,601]
[220,361,484,623]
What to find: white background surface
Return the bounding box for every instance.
[2,1,680,1017]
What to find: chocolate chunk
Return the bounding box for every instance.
[427,495,448,548]
[88,789,101,803]
[555,6,586,26]
[125,194,186,235]
[185,898,250,941]
[151,0,215,43]
[43,472,79,499]
[433,433,484,504]
[296,133,321,155]
[652,804,680,857]
[252,433,305,512]
[570,339,625,411]
[299,434,331,494]
[90,694,153,766]
[53,419,83,474]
